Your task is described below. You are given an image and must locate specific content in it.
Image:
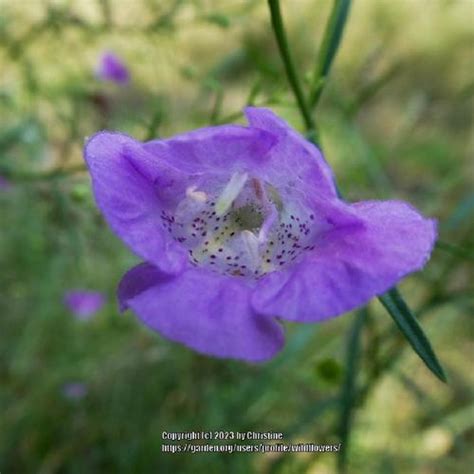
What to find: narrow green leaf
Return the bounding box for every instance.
[338,307,367,474]
[378,288,447,383]
[310,0,352,108]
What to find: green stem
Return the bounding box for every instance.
[309,0,352,108]
[267,0,318,142]
[338,308,367,473]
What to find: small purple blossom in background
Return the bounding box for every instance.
[95,51,130,86]
[64,290,105,320]
[62,382,88,400]
[84,107,436,362]
[0,176,12,191]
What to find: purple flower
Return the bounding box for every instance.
[64,290,105,320]
[83,107,436,362]
[0,175,12,191]
[62,382,88,400]
[95,51,130,85]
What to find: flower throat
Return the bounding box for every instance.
[159,172,316,278]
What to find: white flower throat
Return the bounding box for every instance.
[160,172,317,278]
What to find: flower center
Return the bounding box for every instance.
[232,204,265,230]
[160,173,316,278]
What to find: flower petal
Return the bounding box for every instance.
[244,107,338,199]
[252,200,436,322]
[144,125,276,177]
[118,263,285,361]
[84,131,189,274]
[117,262,167,312]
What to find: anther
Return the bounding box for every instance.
[215,171,248,217]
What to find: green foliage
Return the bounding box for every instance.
[379,288,446,383]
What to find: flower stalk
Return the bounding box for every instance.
[267,0,319,144]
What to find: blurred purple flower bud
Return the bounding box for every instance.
[62,382,88,400]
[0,176,12,191]
[96,51,130,86]
[64,290,105,320]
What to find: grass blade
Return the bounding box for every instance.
[378,288,447,383]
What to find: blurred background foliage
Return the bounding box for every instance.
[0,0,473,473]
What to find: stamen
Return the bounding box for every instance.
[241,230,260,268]
[258,204,278,244]
[215,171,248,217]
[186,185,207,203]
[250,178,279,244]
[252,178,264,201]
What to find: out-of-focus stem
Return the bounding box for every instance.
[267,0,319,144]
[338,307,367,474]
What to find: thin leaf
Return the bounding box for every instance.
[310,0,352,108]
[378,288,447,383]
